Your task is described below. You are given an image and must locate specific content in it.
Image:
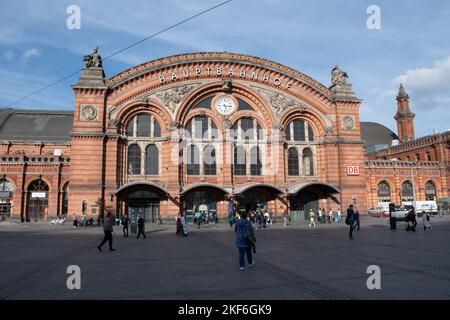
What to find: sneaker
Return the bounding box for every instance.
[109,248,116,251]
[240,267,244,271]
[97,246,102,252]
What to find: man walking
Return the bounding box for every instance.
[345,205,356,239]
[136,216,146,239]
[354,209,360,230]
[97,211,115,251]
[309,209,316,228]
[283,209,288,227]
[122,214,129,237]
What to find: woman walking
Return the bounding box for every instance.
[235,212,256,271]
[422,211,432,231]
[309,209,316,227]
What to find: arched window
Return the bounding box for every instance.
[287,148,299,176]
[203,145,216,176]
[233,146,246,176]
[27,179,49,221]
[0,179,14,218]
[250,146,262,176]
[377,181,391,203]
[303,148,314,176]
[186,116,218,140]
[401,181,414,202]
[187,145,200,175]
[126,114,161,138]
[127,144,141,175]
[285,120,315,142]
[425,181,437,201]
[145,145,159,175]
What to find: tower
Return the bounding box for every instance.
[394,84,415,143]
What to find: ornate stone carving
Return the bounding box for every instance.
[108,118,120,128]
[256,88,307,118]
[154,85,194,113]
[221,116,232,129]
[331,65,349,86]
[83,47,102,68]
[222,79,232,92]
[79,105,98,121]
[325,126,334,136]
[341,115,355,130]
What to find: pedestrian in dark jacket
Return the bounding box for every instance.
[346,205,356,239]
[354,209,360,230]
[136,216,146,239]
[122,214,129,237]
[97,212,115,251]
[235,212,256,271]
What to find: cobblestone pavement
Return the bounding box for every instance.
[1,216,449,300]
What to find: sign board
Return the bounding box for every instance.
[31,192,46,198]
[346,165,360,176]
[53,149,62,156]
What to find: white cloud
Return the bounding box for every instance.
[393,56,450,110]
[20,48,41,63]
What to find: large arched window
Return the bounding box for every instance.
[0,179,14,218]
[186,116,218,140]
[250,146,262,176]
[425,181,437,201]
[187,145,200,175]
[127,144,141,175]
[145,145,159,175]
[302,148,314,176]
[287,148,299,176]
[126,114,161,138]
[203,145,217,176]
[377,181,391,203]
[285,120,315,142]
[234,146,246,176]
[401,181,414,202]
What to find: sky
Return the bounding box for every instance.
[0,0,449,138]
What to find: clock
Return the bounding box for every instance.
[215,95,235,116]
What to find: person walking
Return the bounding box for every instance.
[81,213,87,227]
[309,209,316,228]
[354,209,360,230]
[406,209,417,232]
[228,212,235,228]
[180,213,188,236]
[317,208,322,224]
[72,213,78,228]
[328,209,333,223]
[136,216,146,239]
[283,209,288,227]
[235,211,256,271]
[345,205,356,239]
[176,214,182,235]
[97,211,115,251]
[122,214,129,237]
[337,209,342,223]
[422,211,432,231]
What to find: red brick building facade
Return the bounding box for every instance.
[0,52,448,222]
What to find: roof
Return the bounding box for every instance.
[0,109,73,143]
[360,122,398,149]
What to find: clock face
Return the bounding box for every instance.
[215,96,235,116]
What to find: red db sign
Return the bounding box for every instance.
[347,165,360,176]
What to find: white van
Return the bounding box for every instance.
[402,201,437,215]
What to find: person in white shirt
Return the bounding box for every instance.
[309,209,316,227]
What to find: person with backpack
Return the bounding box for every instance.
[422,211,432,230]
[345,205,356,239]
[234,211,256,271]
[136,216,146,239]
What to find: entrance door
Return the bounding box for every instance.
[290,193,319,223]
[238,190,267,214]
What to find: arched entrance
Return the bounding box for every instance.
[233,183,283,214]
[0,179,14,220]
[288,183,340,222]
[26,179,49,222]
[180,183,228,223]
[116,182,167,232]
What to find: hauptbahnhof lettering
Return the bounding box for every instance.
[0,52,448,222]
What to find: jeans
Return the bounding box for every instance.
[123,225,129,237]
[137,228,146,239]
[238,247,253,268]
[349,223,354,238]
[354,220,360,230]
[99,231,113,249]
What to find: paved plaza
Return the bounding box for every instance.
[1,216,450,300]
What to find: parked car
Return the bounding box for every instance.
[369,205,389,217]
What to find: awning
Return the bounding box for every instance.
[180,183,229,195]
[115,181,168,195]
[233,183,284,195]
[436,197,450,204]
[288,182,340,195]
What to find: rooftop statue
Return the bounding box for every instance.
[83,47,102,68]
[331,65,348,86]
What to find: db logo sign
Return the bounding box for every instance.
[347,165,360,176]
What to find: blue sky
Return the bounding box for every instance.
[0,0,449,138]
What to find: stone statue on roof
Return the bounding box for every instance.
[331,65,348,86]
[83,47,102,68]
